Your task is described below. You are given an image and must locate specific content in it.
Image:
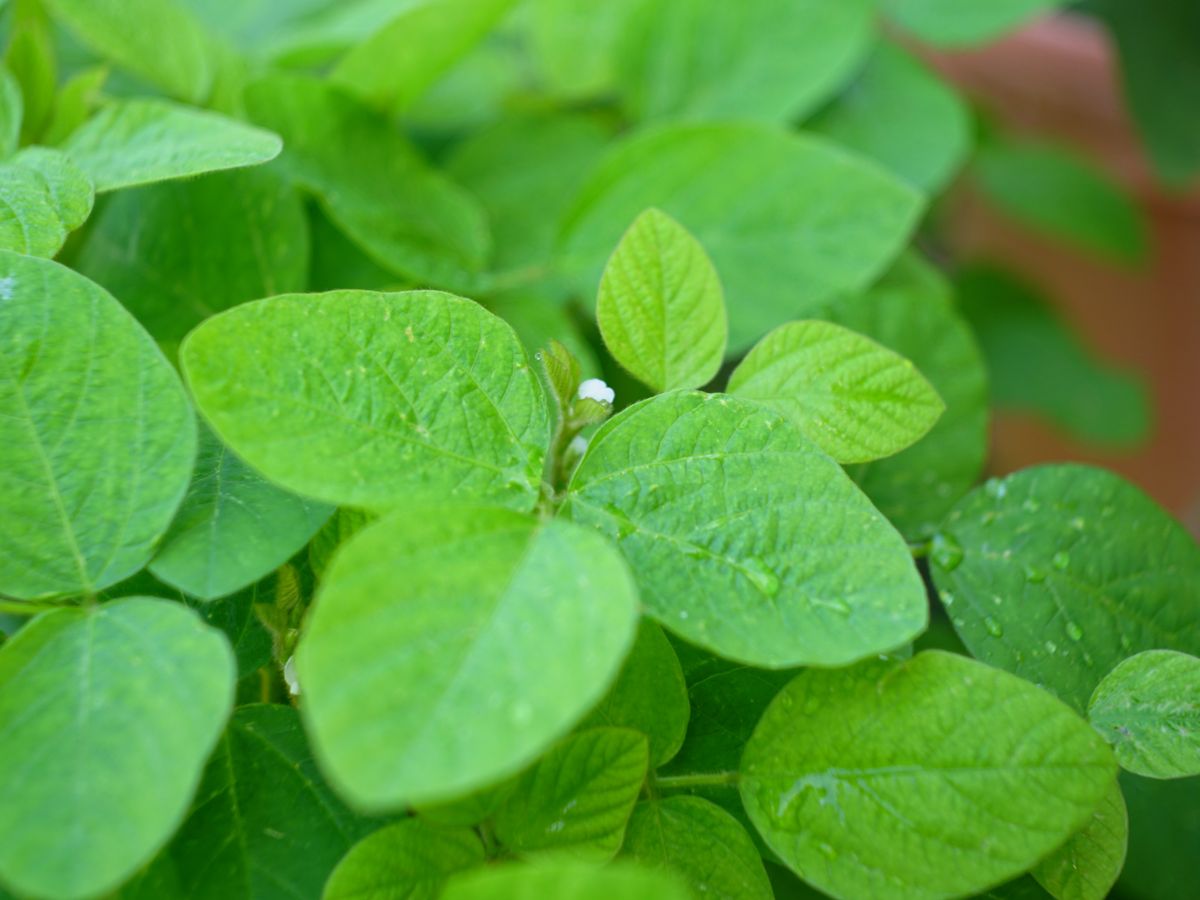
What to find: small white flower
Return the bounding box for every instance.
[283,656,301,696]
[569,435,589,456]
[577,378,615,404]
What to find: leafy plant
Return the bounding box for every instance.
[0,2,1197,900]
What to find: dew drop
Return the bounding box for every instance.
[743,558,780,598]
[1022,498,1041,513]
[1024,565,1047,584]
[1044,640,1058,654]
[1066,621,1084,642]
[1052,551,1070,571]
[984,617,1004,638]
[1070,517,1087,531]
[938,590,955,607]
[931,533,964,572]
[818,842,838,860]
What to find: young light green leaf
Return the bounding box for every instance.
[884,0,1067,47]
[560,122,922,350]
[740,651,1118,900]
[0,597,234,900]
[63,99,282,192]
[324,819,484,900]
[823,254,989,539]
[148,424,332,601]
[297,508,639,811]
[441,860,692,900]
[74,166,309,345]
[564,391,927,668]
[5,11,56,146]
[931,464,1200,711]
[1087,650,1200,779]
[332,0,518,110]
[624,796,773,900]
[181,290,550,512]
[43,0,216,102]
[728,320,944,464]
[596,208,726,392]
[530,0,645,99]
[579,620,690,767]
[494,728,648,861]
[973,140,1147,265]
[0,147,94,257]
[807,42,971,194]
[137,704,378,900]
[243,75,489,291]
[616,0,874,123]
[41,65,108,147]
[1032,779,1128,900]
[0,251,196,600]
[0,65,20,157]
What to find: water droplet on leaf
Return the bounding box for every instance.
[1052,551,1070,570]
[1065,621,1084,642]
[931,533,964,572]
[984,617,1004,638]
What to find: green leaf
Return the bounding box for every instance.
[63,99,282,192]
[579,620,690,768]
[441,860,692,900]
[1116,771,1200,900]
[884,0,1067,47]
[148,424,332,601]
[297,508,639,811]
[564,391,927,668]
[560,122,922,350]
[324,819,484,900]
[189,579,272,681]
[624,796,773,900]
[146,704,378,900]
[930,464,1200,711]
[43,0,216,102]
[445,113,611,276]
[597,208,726,392]
[243,75,489,291]
[807,42,971,194]
[0,146,94,257]
[181,290,549,512]
[5,10,56,146]
[957,265,1150,447]
[309,508,375,581]
[823,254,989,540]
[494,728,648,861]
[740,651,1118,900]
[616,0,874,123]
[0,251,196,600]
[74,166,309,345]
[1032,779,1128,900]
[728,319,944,464]
[0,65,20,157]
[42,65,107,147]
[973,139,1147,264]
[530,0,645,99]
[0,597,235,900]
[332,0,518,110]
[1087,650,1200,779]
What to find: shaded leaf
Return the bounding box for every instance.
[323,818,484,900]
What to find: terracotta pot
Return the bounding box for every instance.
[922,14,1200,534]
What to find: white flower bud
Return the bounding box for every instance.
[577,378,615,404]
[569,435,589,456]
[283,656,301,696]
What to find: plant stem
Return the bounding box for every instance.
[909,540,932,559]
[650,771,740,790]
[0,598,66,616]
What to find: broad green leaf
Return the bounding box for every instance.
[530,0,645,99]
[579,620,689,767]
[74,166,309,345]
[333,0,518,110]
[0,597,235,900]
[148,424,332,601]
[494,728,648,861]
[5,10,56,146]
[445,113,611,275]
[931,464,1200,711]
[181,290,549,512]
[1088,0,1200,185]
[0,146,94,257]
[616,0,874,123]
[884,0,1067,47]
[1088,650,1200,779]
[728,320,944,464]
[442,860,692,900]
[297,508,639,811]
[624,796,773,900]
[63,99,282,192]
[597,208,726,392]
[1032,779,1128,900]
[1116,771,1200,900]
[147,704,377,900]
[243,76,489,291]
[43,0,216,102]
[808,42,971,194]
[0,65,19,157]
[560,122,922,350]
[740,651,1118,900]
[0,251,196,600]
[324,819,484,900]
[957,265,1149,447]
[973,140,1147,264]
[564,391,927,668]
[823,254,989,540]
